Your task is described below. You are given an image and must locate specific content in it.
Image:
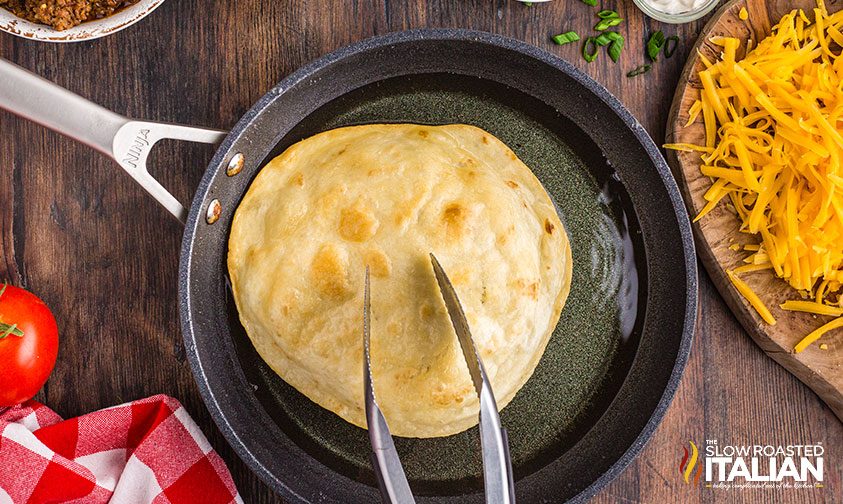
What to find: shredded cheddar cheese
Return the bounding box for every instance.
[728,270,778,324]
[781,300,843,316]
[740,7,749,21]
[794,317,843,352]
[668,1,843,352]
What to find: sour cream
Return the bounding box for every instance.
[642,0,709,14]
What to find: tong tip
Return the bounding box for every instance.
[429,253,448,290]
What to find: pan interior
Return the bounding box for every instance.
[226,73,646,496]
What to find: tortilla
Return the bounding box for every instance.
[228,123,572,437]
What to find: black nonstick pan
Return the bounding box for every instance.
[0,30,697,503]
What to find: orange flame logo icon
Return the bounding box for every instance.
[679,441,702,484]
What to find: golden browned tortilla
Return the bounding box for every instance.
[228,123,572,437]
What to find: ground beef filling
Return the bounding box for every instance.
[0,0,139,31]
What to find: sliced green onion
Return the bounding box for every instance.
[582,37,599,63]
[664,35,680,58]
[523,1,533,5]
[604,31,623,43]
[647,31,666,61]
[608,39,624,63]
[596,32,624,48]
[594,33,612,46]
[552,31,581,45]
[594,17,624,31]
[580,0,597,5]
[597,10,619,19]
[626,64,652,77]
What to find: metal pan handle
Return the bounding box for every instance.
[0,58,226,222]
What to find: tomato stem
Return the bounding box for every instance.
[0,322,23,339]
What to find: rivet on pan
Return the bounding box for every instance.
[226,153,244,176]
[206,199,222,224]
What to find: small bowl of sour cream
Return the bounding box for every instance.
[631,0,720,23]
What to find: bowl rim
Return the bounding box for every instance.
[0,0,165,42]
[630,0,721,23]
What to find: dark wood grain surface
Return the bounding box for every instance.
[0,1,840,503]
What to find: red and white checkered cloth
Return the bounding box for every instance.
[0,395,241,504]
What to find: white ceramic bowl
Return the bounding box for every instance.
[631,0,720,23]
[0,0,164,42]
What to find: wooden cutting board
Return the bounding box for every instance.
[665,0,843,421]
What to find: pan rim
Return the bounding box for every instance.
[179,28,698,503]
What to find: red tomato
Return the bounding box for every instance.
[0,284,58,406]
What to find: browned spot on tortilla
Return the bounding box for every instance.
[310,243,350,298]
[514,279,539,300]
[432,386,473,406]
[496,224,516,246]
[419,303,434,319]
[364,248,392,278]
[506,180,519,189]
[481,135,489,144]
[418,130,429,138]
[458,161,478,183]
[317,185,347,214]
[442,202,468,240]
[545,219,555,234]
[458,158,478,179]
[290,172,304,186]
[339,201,379,242]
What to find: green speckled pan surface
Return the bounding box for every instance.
[228,73,644,494]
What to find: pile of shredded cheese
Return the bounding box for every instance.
[666,0,843,353]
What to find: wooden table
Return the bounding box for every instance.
[0,0,840,502]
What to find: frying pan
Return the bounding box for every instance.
[0,30,697,503]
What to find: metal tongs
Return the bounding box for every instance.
[363,253,516,504]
